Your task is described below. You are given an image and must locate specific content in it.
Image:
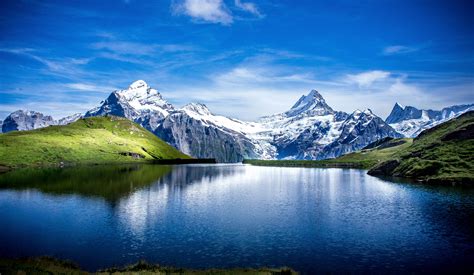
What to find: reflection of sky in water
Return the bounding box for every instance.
[0,164,473,273]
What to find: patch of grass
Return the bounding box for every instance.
[0,116,189,168]
[0,257,297,275]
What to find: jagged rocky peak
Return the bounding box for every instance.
[385,103,423,124]
[285,89,334,117]
[1,109,56,133]
[181,103,212,116]
[346,109,376,124]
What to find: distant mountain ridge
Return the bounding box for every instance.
[385,103,474,137]
[2,80,472,162]
[1,110,83,133]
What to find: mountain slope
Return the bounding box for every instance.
[386,103,474,137]
[370,111,474,184]
[155,103,273,162]
[0,116,189,168]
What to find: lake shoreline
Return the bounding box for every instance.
[0,256,297,274]
[243,159,474,186]
[0,158,217,173]
[242,159,367,169]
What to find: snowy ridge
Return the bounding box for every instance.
[386,103,474,137]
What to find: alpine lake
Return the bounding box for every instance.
[0,164,473,273]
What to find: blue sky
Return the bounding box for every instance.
[0,0,473,120]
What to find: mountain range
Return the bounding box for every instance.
[386,102,474,137]
[2,80,472,162]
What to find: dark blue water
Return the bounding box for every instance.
[0,164,473,273]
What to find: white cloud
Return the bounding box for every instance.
[382,45,418,55]
[174,0,233,25]
[64,83,116,93]
[234,0,261,17]
[345,70,390,87]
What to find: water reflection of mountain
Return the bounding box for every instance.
[0,165,171,203]
[0,164,241,204]
[158,164,242,187]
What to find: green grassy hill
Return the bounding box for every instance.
[368,111,474,184]
[0,116,189,168]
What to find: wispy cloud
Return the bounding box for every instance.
[214,66,324,86]
[234,0,262,17]
[64,83,117,93]
[173,0,233,25]
[382,45,418,55]
[0,48,93,79]
[345,70,390,87]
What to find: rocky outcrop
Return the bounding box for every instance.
[368,160,400,176]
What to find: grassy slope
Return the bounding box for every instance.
[243,138,413,169]
[0,116,189,168]
[370,111,474,183]
[0,257,296,275]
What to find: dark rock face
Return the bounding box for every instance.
[85,92,139,120]
[368,160,400,176]
[1,110,56,133]
[155,110,259,163]
[363,137,394,150]
[386,104,423,124]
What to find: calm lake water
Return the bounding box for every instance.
[0,164,473,273]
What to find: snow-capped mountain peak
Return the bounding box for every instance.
[181,103,212,116]
[117,80,165,105]
[85,80,175,127]
[286,89,333,117]
[129,79,148,90]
